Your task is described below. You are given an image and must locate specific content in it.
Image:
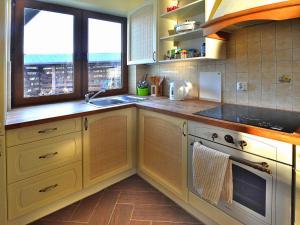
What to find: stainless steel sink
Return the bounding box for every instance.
[88,95,146,108]
[114,95,147,102]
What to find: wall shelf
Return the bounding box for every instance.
[160,28,203,42]
[160,0,205,20]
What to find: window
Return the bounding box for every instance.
[87,19,122,92]
[24,8,75,97]
[12,0,127,107]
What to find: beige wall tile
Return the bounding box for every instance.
[276,48,292,62]
[293,48,300,61]
[276,60,292,74]
[276,20,292,50]
[262,61,276,74]
[293,60,300,72]
[236,61,248,73]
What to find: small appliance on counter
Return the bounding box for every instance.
[169,80,188,101]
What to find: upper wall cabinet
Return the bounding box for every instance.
[127,0,157,65]
[0,0,7,135]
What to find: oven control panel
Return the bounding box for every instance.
[188,121,293,165]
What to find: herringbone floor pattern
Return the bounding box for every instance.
[29,175,204,225]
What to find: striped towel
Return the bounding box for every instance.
[192,142,233,205]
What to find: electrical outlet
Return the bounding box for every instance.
[278,75,292,83]
[237,82,248,91]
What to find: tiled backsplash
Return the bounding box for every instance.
[130,19,300,112]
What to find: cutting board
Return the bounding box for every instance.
[199,72,222,102]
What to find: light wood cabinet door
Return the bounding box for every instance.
[296,146,300,225]
[296,170,300,225]
[0,137,6,225]
[138,110,188,200]
[83,108,136,187]
[127,0,157,65]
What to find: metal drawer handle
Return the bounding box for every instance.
[39,184,58,193]
[153,51,156,62]
[39,152,58,159]
[38,128,58,134]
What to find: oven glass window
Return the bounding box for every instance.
[233,164,266,216]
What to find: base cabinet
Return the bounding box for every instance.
[8,162,82,219]
[138,110,188,200]
[83,108,136,187]
[296,171,300,225]
[0,137,6,225]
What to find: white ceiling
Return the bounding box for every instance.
[37,0,146,16]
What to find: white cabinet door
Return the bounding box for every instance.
[127,1,157,65]
[0,0,7,136]
[0,137,7,225]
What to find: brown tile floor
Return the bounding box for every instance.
[29,175,205,225]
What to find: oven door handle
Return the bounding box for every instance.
[190,141,272,175]
[229,156,272,175]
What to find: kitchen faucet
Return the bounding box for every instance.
[85,88,106,103]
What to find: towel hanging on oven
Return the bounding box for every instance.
[192,142,233,205]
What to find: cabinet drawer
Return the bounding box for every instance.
[8,162,82,219]
[7,132,82,183]
[6,118,82,147]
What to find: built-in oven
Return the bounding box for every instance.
[188,121,293,225]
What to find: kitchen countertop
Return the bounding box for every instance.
[5,97,300,145]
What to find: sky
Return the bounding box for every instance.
[24,9,121,55]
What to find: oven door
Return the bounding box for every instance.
[188,136,276,225]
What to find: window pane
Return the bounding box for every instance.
[24,8,74,98]
[88,18,122,92]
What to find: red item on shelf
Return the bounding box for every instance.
[167,6,179,12]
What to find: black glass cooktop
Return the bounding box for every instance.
[194,104,300,133]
